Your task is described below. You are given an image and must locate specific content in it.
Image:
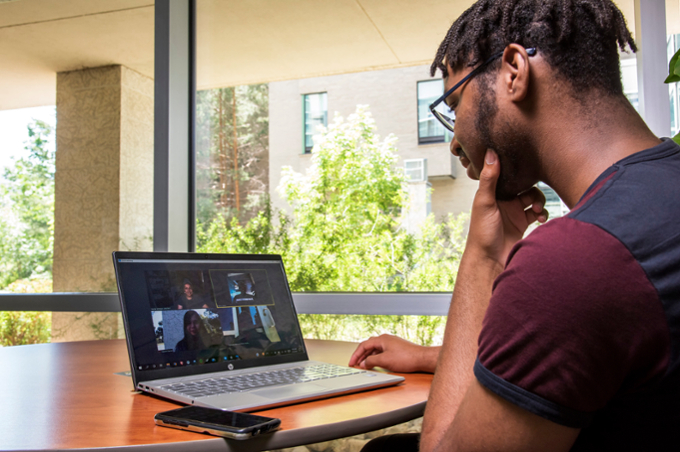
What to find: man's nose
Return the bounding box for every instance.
[450,137,461,157]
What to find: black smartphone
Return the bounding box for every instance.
[154,406,281,440]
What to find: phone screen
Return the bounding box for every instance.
[160,406,275,429]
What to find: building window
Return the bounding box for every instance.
[417,80,450,144]
[303,92,327,153]
[404,158,427,182]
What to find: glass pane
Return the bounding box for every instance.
[196,2,470,301]
[0,3,154,344]
[417,79,448,143]
[196,86,270,228]
[0,311,52,347]
[304,93,328,152]
[0,107,55,293]
[299,314,446,346]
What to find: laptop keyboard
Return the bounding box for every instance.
[160,364,367,398]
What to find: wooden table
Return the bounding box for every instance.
[1,339,432,451]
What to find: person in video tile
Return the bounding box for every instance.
[175,280,210,310]
[232,279,256,303]
[174,310,206,351]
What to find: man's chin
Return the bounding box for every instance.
[466,165,480,181]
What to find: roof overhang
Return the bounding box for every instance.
[0,0,662,111]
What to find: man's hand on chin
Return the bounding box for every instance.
[465,149,548,270]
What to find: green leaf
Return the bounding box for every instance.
[666,48,680,83]
[665,73,680,84]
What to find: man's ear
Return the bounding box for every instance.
[501,44,532,102]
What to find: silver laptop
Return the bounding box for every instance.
[113,251,403,411]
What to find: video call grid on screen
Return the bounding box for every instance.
[117,258,304,370]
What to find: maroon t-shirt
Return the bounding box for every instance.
[475,140,680,450]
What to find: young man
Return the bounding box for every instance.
[350,1,680,450]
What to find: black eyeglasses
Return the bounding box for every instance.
[429,48,537,134]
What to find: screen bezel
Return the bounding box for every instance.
[113,251,309,389]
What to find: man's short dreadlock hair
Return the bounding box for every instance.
[431,0,636,96]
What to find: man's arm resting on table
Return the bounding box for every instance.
[348,334,440,374]
[430,379,580,452]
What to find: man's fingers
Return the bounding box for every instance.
[363,353,389,371]
[349,343,369,367]
[518,186,548,224]
[526,206,549,224]
[477,149,500,203]
[518,186,546,210]
[349,338,382,367]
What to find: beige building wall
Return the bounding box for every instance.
[269,65,476,220]
[52,65,153,342]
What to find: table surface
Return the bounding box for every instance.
[1,339,432,451]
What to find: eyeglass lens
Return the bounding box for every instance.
[432,102,455,132]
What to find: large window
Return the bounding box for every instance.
[194,2,465,347]
[4,0,674,350]
[417,80,450,144]
[0,2,154,345]
[303,92,328,153]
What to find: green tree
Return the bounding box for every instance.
[0,311,51,346]
[0,118,55,346]
[198,106,468,345]
[0,119,55,289]
[196,84,269,228]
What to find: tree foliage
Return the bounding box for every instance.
[0,119,55,289]
[0,311,51,347]
[198,107,468,345]
[0,118,55,346]
[196,85,269,227]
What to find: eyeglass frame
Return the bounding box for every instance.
[429,47,537,133]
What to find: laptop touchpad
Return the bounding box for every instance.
[254,384,327,399]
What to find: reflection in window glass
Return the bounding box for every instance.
[417,80,450,144]
[303,93,327,153]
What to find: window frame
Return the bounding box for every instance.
[0,292,451,316]
[302,91,328,154]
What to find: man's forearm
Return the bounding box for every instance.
[419,248,503,452]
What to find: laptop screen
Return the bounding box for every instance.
[114,252,307,383]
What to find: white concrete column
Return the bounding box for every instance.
[635,0,672,138]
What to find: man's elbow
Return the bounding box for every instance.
[419,421,450,452]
